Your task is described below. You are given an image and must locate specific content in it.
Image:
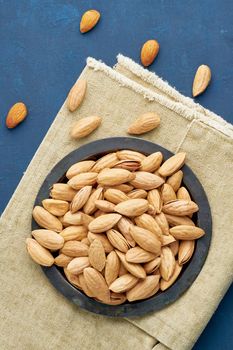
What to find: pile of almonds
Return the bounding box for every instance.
[26,149,205,305]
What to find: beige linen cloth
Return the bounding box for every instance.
[0,55,232,350]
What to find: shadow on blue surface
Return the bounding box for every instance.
[0,1,232,348]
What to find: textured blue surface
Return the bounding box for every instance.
[0,1,232,349]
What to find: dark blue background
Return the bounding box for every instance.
[0,1,232,349]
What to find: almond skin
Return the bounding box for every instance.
[80,10,100,33]
[128,112,160,135]
[192,64,211,97]
[70,116,102,139]
[67,79,87,112]
[26,238,54,266]
[141,40,160,67]
[6,102,27,128]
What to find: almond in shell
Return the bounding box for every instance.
[114,199,149,217]
[126,247,156,263]
[66,160,95,179]
[32,229,64,250]
[178,240,195,264]
[129,225,161,255]
[140,152,163,172]
[127,275,160,301]
[105,251,120,286]
[88,213,122,233]
[128,112,160,135]
[70,116,102,139]
[26,238,54,266]
[170,225,205,240]
[109,274,138,293]
[67,79,87,112]
[88,239,106,271]
[32,206,63,232]
[130,171,164,190]
[160,246,176,281]
[158,153,186,177]
[42,199,69,216]
[83,267,110,303]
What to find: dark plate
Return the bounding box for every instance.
[32,137,212,317]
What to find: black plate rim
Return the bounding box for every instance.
[32,137,212,317]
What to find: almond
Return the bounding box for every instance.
[141,40,160,67]
[128,112,160,135]
[160,247,176,281]
[130,171,164,190]
[42,199,69,216]
[115,250,146,279]
[126,247,156,263]
[6,102,27,128]
[32,229,64,250]
[162,200,198,216]
[155,212,169,235]
[70,116,102,139]
[160,262,182,291]
[170,225,205,240]
[61,240,89,257]
[63,211,83,225]
[105,251,120,286]
[80,9,100,33]
[54,254,73,267]
[144,257,161,274]
[83,267,110,303]
[130,225,161,255]
[95,199,115,213]
[67,79,87,112]
[88,232,113,253]
[83,187,103,214]
[82,213,94,227]
[127,189,147,199]
[50,183,77,201]
[118,262,128,276]
[178,240,195,264]
[70,186,92,213]
[26,238,54,266]
[140,152,163,172]
[147,204,157,216]
[164,214,195,227]
[177,187,191,201]
[134,213,162,238]
[161,184,176,204]
[68,172,98,190]
[81,237,91,246]
[97,168,135,186]
[109,274,138,293]
[161,234,176,246]
[127,275,160,301]
[192,64,211,97]
[110,184,134,193]
[91,153,118,172]
[60,226,87,241]
[116,150,146,162]
[32,206,63,232]
[114,199,149,217]
[159,153,186,177]
[67,257,90,274]
[88,213,122,233]
[113,160,141,171]
[166,170,183,192]
[117,217,136,247]
[88,239,106,271]
[106,229,130,253]
[66,160,95,179]
[104,188,128,204]
[64,268,82,288]
[147,189,162,213]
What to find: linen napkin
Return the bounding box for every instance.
[0,55,232,350]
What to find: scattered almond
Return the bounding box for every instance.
[141,40,160,67]
[6,102,27,128]
[80,9,100,33]
[128,112,160,135]
[70,116,102,139]
[67,79,87,112]
[192,64,211,97]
